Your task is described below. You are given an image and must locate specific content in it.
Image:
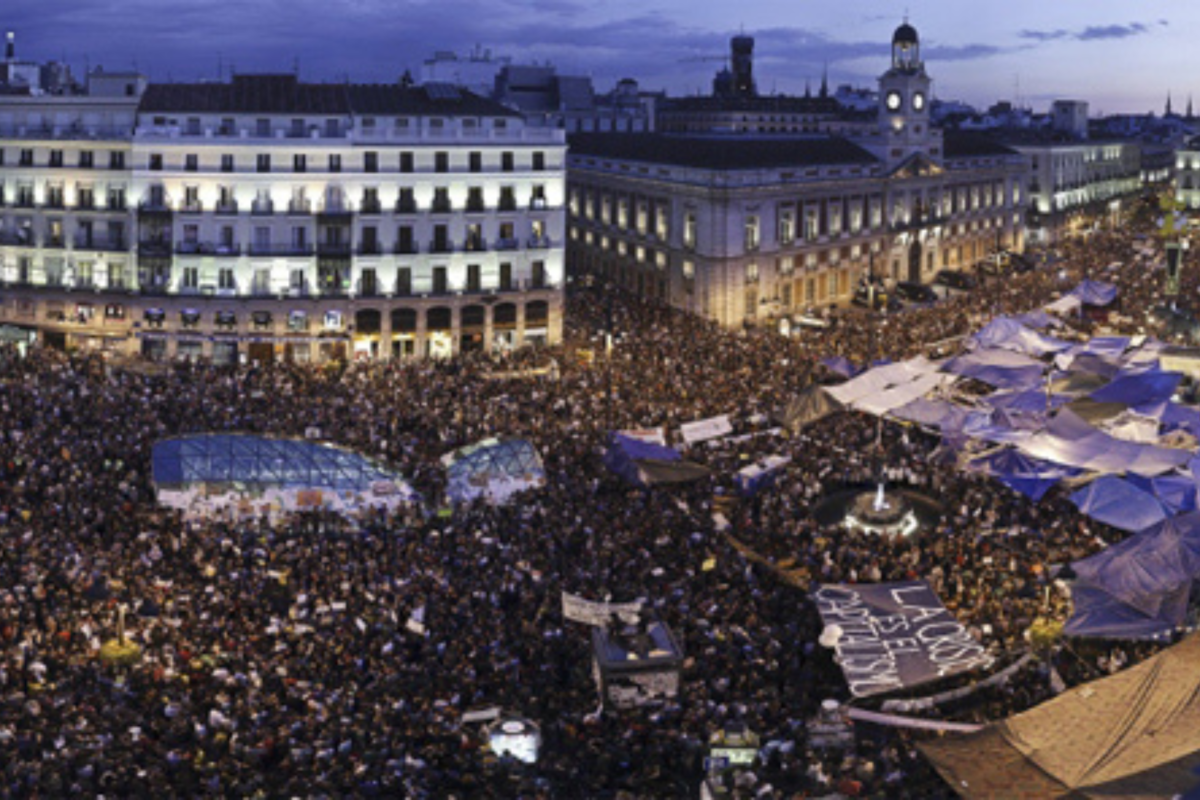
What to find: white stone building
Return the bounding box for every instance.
[0,73,565,362]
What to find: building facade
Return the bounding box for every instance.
[0,74,566,362]
[566,22,1027,329]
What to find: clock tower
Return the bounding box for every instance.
[877,21,938,169]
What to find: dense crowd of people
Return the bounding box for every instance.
[0,214,1193,798]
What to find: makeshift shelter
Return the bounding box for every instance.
[941,349,1046,390]
[920,635,1200,799]
[1070,279,1119,307]
[1090,368,1183,408]
[778,385,845,432]
[442,438,545,503]
[152,434,419,516]
[592,613,684,709]
[1069,476,1170,533]
[603,433,710,488]
[735,455,791,497]
[1019,409,1191,477]
[1064,512,1200,639]
[968,317,1070,357]
[819,355,858,379]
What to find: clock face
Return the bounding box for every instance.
[886,91,902,111]
[912,92,926,111]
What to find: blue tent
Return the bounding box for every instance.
[603,433,710,487]
[1065,512,1200,639]
[969,317,1070,356]
[1070,279,1119,307]
[970,448,1080,501]
[1069,476,1170,533]
[1063,584,1176,640]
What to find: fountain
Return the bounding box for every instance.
[813,481,940,539]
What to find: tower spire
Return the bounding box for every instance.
[1167,90,1173,117]
[820,62,828,98]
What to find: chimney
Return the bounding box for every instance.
[5,32,14,61]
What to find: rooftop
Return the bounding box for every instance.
[567,132,877,170]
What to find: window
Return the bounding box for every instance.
[219,117,235,136]
[499,262,513,290]
[779,210,795,244]
[467,263,481,292]
[469,151,482,172]
[77,186,94,209]
[182,266,199,289]
[361,187,380,214]
[432,188,451,213]
[364,151,378,173]
[19,148,33,166]
[435,151,449,173]
[183,186,200,211]
[499,186,516,212]
[744,215,760,251]
[79,151,93,169]
[49,150,63,167]
[531,185,547,210]
[218,268,236,290]
[108,187,126,210]
[746,262,759,283]
[185,154,198,172]
[466,187,484,212]
[400,152,413,173]
[396,267,412,295]
[256,118,271,137]
[465,222,483,251]
[396,225,414,254]
[532,151,545,171]
[432,266,448,294]
[396,188,416,214]
[256,154,270,173]
[45,185,64,208]
[293,154,306,173]
[221,154,234,173]
[683,212,697,249]
[328,154,341,173]
[501,151,514,172]
[149,153,163,171]
[110,151,125,170]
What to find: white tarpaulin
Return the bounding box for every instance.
[1045,295,1082,316]
[680,414,734,445]
[825,357,943,408]
[1018,410,1190,477]
[855,372,955,416]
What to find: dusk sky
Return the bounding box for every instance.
[3,0,1192,114]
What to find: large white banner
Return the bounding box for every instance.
[562,592,644,626]
[680,415,733,445]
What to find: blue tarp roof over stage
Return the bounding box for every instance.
[1065,512,1200,639]
[152,434,408,493]
[603,433,710,487]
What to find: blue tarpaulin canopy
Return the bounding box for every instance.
[1070,279,1119,307]
[969,317,1071,356]
[1069,476,1170,533]
[1090,369,1183,407]
[1065,512,1200,639]
[969,448,1081,501]
[942,349,1046,390]
[1127,473,1199,516]
[603,433,710,487]
[820,356,859,379]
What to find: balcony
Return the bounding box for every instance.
[317,206,353,220]
[43,237,67,249]
[179,202,204,215]
[316,242,352,257]
[286,201,311,215]
[465,201,486,214]
[394,242,419,255]
[253,202,277,216]
[137,241,173,257]
[248,243,314,257]
[395,200,418,214]
[430,202,453,215]
[428,240,455,254]
[44,199,66,210]
[215,202,240,215]
[138,202,172,217]
[463,239,487,253]
[495,238,520,251]
[357,243,383,256]
[0,231,32,246]
[360,199,382,215]
[175,242,243,257]
[528,236,551,250]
